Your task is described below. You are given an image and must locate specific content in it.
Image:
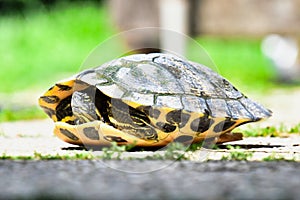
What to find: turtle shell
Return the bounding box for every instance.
[39,53,272,147]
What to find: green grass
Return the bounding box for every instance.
[189,36,277,92]
[0,106,46,121]
[0,2,116,93]
[240,123,300,137]
[1,4,277,95]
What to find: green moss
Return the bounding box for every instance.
[289,124,300,133]
[221,145,253,161]
[0,151,95,160]
[262,153,296,162]
[100,142,189,161]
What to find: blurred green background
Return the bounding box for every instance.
[0,0,114,93]
[0,0,298,121]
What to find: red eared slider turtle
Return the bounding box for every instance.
[39,53,272,147]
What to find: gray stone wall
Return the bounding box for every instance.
[109,0,300,36]
[197,0,300,36]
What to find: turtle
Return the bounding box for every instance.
[39,53,272,147]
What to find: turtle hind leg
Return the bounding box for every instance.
[198,132,243,149]
[216,132,243,144]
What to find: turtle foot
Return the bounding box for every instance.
[216,132,243,144]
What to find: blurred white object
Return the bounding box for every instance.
[262,34,299,82]
[159,0,188,56]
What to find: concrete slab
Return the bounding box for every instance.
[0,120,299,162]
